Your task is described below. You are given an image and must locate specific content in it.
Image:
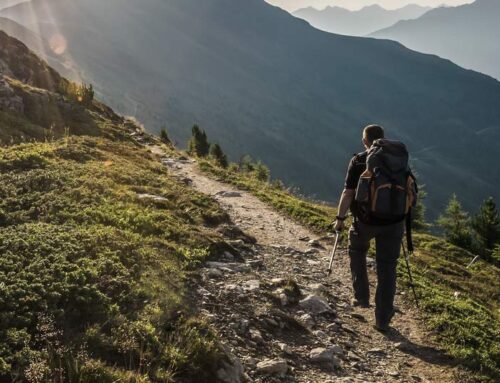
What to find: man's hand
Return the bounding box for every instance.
[333,219,346,232]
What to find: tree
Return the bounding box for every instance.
[492,245,500,267]
[437,194,474,250]
[472,197,500,251]
[412,187,431,232]
[254,161,270,182]
[210,143,228,168]
[159,126,171,145]
[187,125,209,157]
[239,155,255,173]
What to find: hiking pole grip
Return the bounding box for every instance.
[327,231,342,276]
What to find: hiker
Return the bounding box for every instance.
[333,125,417,332]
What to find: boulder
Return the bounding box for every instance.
[310,347,341,369]
[299,295,334,314]
[256,358,288,377]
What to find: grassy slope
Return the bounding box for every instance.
[0,137,231,382]
[199,158,500,382]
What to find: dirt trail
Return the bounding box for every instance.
[150,145,465,383]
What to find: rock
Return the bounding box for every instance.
[271,278,285,285]
[299,236,310,242]
[249,328,264,344]
[307,283,327,294]
[313,330,329,341]
[309,348,341,369]
[217,356,244,383]
[367,348,386,356]
[220,252,235,262]
[305,247,320,255]
[299,295,334,314]
[215,191,242,198]
[278,342,292,355]
[308,239,320,246]
[329,345,343,355]
[350,313,367,322]
[207,268,223,279]
[297,313,315,329]
[137,193,169,202]
[224,284,244,294]
[248,259,264,269]
[206,262,250,273]
[279,293,289,306]
[256,358,288,377]
[181,177,193,185]
[242,280,260,292]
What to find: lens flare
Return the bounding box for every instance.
[49,34,67,55]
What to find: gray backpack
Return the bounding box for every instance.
[355,139,417,222]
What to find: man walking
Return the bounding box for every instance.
[333,125,416,332]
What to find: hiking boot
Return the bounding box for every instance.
[374,309,395,333]
[373,321,390,333]
[351,298,370,308]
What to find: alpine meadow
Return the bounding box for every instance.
[0,1,499,383]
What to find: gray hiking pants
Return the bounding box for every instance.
[348,220,405,325]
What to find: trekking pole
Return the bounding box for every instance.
[401,241,419,308]
[327,231,342,276]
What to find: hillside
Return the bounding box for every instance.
[0,31,240,382]
[293,4,430,36]
[371,0,500,80]
[2,0,500,217]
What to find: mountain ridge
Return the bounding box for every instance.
[293,3,431,35]
[370,0,499,79]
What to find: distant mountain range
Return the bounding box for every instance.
[0,0,26,10]
[1,0,500,215]
[371,0,499,79]
[293,4,430,36]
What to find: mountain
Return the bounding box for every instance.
[2,0,500,215]
[0,0,26,10]
[371,0,499,79]
[293,4,430,36]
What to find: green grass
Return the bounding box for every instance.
[199,157,499,381]
[0,137,230,382]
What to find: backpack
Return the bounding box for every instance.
[355,139,418,224]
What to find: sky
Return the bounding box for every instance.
[265,0,474,11]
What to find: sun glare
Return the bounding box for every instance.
[48,33,67,55]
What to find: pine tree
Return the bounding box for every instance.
[472,197,500,251]
[239,155,255,173]
[254,161,270,182]
[210,143,228,168]
[412,188,431,231]
[437,194,474,250]
[160,126,171,144]
[187,125,209,157]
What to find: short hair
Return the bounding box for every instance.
[363,124,385,144]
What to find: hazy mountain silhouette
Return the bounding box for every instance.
[294,4,430,36]
[371,0,499,79]
[2,0,500,214]
[0,0,24,9]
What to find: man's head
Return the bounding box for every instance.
[363,124,385,149]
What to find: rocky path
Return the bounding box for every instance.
[150,145,465,383]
